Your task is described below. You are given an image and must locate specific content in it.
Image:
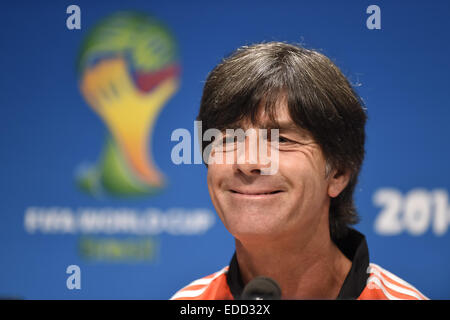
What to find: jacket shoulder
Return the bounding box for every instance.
[170,266,232,300]
[359,263,429,300]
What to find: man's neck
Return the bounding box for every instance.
[234,222,352,299]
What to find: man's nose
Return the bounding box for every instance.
[233,133,265,176]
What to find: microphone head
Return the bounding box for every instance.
[240,276,282,300]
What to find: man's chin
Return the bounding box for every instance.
[228,225,285,243]
[219,206,291,239]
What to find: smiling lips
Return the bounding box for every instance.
[229,189,283,197]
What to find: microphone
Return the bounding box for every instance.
[240,276,282,300]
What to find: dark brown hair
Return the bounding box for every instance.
[198,42,367,241]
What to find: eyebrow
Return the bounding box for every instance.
[226,120,309,137]
[262,121,317,143]
[260,121,303,133]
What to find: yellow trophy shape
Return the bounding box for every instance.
[80,57,178,187]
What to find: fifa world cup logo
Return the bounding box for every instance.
[76,12,180,196]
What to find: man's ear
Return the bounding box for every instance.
[327,169,351,198]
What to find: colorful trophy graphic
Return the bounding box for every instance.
[76,12,180,196]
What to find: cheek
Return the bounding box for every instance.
[207,166,220,198]
[206,164,228,208]
[279,152,328,197]
[277,153,308,185]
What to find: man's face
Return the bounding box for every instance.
[207,100,333,242]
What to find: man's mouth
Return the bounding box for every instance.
[229,189,283,195]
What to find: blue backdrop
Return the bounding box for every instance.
[0,0,449,299]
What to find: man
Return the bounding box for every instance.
[171,42,428,300]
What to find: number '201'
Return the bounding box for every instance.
[373,188,449,236]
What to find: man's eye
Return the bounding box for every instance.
[278,136,293,143]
